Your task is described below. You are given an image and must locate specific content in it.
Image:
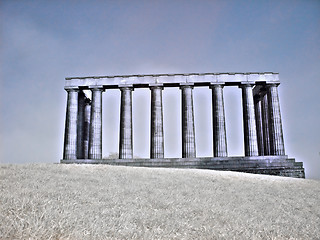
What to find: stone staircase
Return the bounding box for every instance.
[61,155,305,178]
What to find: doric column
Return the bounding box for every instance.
[119,86,133,159]
[240,84,259,156]
[77,91,85,159]
[267,84,285,155]
[89,87,103,159]
[254,96,264,156]
[261,93,271,155]
[63,88,79,159]
[210,84,228,157]
[181,84,196,158]
[83,99,91,159]
[150,85,164,158]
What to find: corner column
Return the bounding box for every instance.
[150,85,164,158]
[267,84,285,155]
[89,87,103,159]
[210,84,228,157]
[181,84,196,158]
[63,87,79,159]
[240,84,259,156]
[119,86,133,159]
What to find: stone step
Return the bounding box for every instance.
[61,156,305,178]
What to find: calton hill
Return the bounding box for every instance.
[1,163,319,239]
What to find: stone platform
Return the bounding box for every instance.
[61,156,305,178]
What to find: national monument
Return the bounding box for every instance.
[61,72,305,178]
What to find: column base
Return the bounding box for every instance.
[60,156,305,178]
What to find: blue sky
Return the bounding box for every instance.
[1,0,319,179]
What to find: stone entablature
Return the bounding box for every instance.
[62,72,304,178]
[65,72,279,89]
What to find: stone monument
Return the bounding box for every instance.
[61,72,305,178]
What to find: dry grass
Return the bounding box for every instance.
[0,164,319,239]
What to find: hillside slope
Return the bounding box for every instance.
[1,164,319,239]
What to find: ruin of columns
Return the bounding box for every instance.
[61,73,305,178]
[62,72,287,161]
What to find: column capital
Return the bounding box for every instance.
[239,82,255,88]
[64,86,79,91]
[119,84,133,88]
[179,83,194,89]
[149,83,164,89]
[119,85,134,92]
[89,85,104,91]
[266,82,280,88]
[210,83,225,89]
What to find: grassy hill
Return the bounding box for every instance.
[1,164,319,239]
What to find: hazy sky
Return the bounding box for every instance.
[1,0,319,179]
